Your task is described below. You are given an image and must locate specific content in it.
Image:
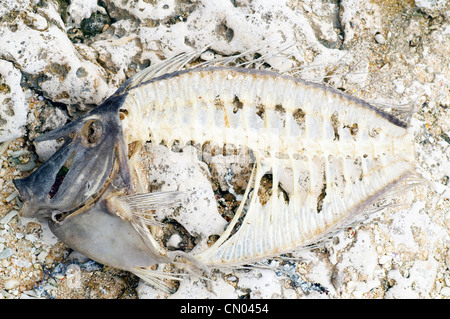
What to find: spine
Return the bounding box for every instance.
[119,68,415,266]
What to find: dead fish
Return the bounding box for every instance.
[13,53,419,290]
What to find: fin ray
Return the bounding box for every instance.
[120,191,183,212]
[106,191,184,226]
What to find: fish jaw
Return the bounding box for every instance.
[13,94,131,219]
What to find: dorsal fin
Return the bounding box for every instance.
[114,52,204,95]
[115,40,298,95]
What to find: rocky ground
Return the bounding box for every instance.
[0,0,449,299]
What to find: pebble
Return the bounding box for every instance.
[5,191,18,203]
[0,210,18,225]
[37,251,48,264]
[4,279,20,290]
[200,50,215,61]
[0,247,13,259]
[25,233,37,243]
[375,33,386,44]
[65,264,82,288]
[10,150,29,158]
[167,234,182,249]
[17,156,37,172]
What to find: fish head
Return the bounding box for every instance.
[13,92,174,272]
[13,94,131,220]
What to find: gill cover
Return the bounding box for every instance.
[48,198,169,268]
[13,94,131,219]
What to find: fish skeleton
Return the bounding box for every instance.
[13,53,418,290]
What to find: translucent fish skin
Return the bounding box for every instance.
[120,67,415,266]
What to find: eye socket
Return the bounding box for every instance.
[81,119,103,146]
[119,108,128,120]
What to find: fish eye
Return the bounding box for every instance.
[81,119,103,146]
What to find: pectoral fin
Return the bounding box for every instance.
[106,191,184,226]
